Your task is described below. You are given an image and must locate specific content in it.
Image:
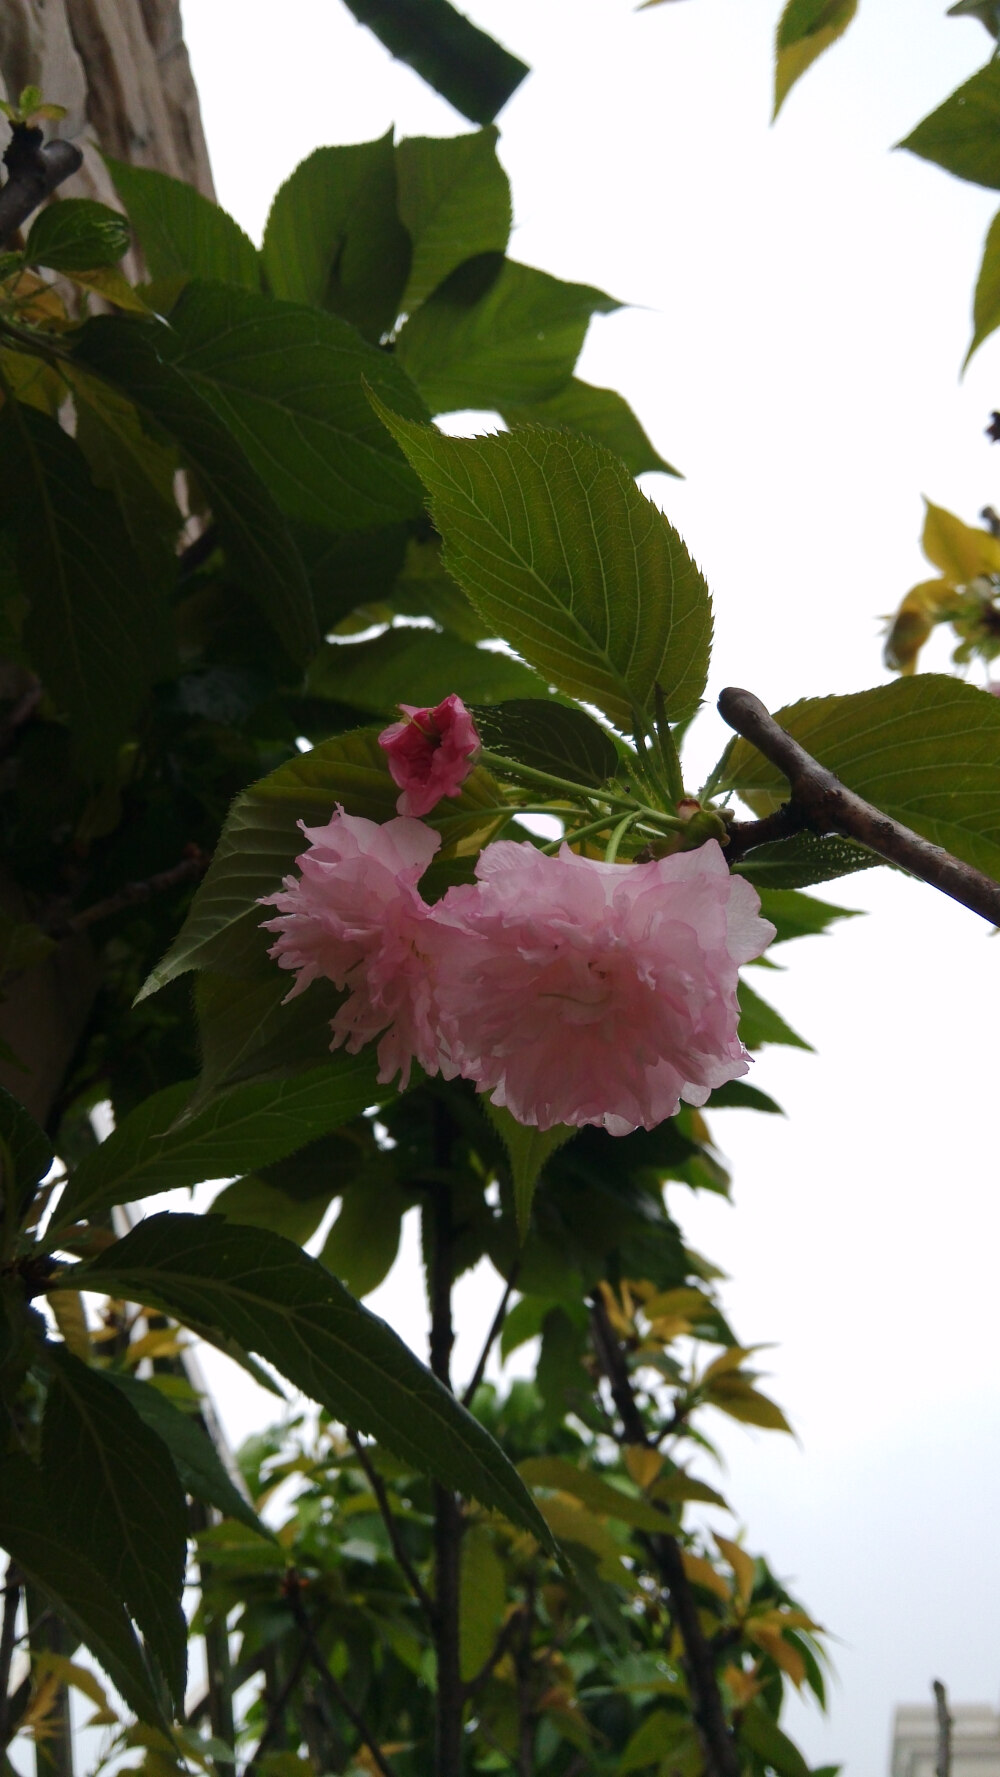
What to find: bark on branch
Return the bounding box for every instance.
[717,686,1000,925]
[0,125,83,247]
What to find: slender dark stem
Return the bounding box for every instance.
[242,1638,311,1776]
[46,852,209,939]
[0,1563,21,1747]
[587,1293,741,1777]
[718,686,1000,924]
[345,1427,434,1620]
[461,1266,519,1408]
[515,1586,536,1777]
[933,1679,952,1777]
[426,1136,464,1777]
[463,1606,526,1701]
[0,127,83,247]
[285,1587,398,1777]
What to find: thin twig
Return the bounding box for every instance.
[463,1605,527,1701]
[0,1562,21,1747]
[285,1586,398,1777]
[46,852,209,939]
[461,1265,519,1408]
[345,1428,434,1621]
[0,126,83,247]
[426,1162,464,1777]
[933,1678,952,1777]
[718,686,1000,925]
[587,1293,741,1777]
[241,1638,311,1776]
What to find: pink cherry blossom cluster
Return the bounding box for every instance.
[260,698,776,1135]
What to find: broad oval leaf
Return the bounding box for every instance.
[43,1345,189,1706]
[371,406,713,731]
[501,377,680,479]
[25,198,131,272]
[68,1213,555,1544]
[469,698,622,787]
[0,1084,53,1225]
[722,676,1000,881]
[102,1369,270,1540]
[306,625,544,713]
[106,157,260,291]
[922,498,1000,580]
[396,126,511,312]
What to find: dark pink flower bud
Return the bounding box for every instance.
[378,694,481,817]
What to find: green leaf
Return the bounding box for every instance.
[101,1369,271,1539]
[484,1103,573,1237]
[0,1453,168,1728]
[71,314,318,664]
[519,1456,677,1534]
[306,624,544,713]
[620,1709,700,1773]
[724,676,1000,880]
[262,134,409,340]
[137,726,503,997]
[967,205,1000,366]
[469,698,622,787]
[0,403,172,776]
[105,157,260,290]
[389,535,491,641]
[756,886,860,944]
[162,280,429,531]
[737,978,812,1052]
[458,1525,507,1682]
[24,199,130,272]
[209,1173,333,1247]
[67,367,181,570]
[501,378,680,479]
[371,408,713,731]
[705,1080,783,1114]
[396,126,511,311]
[899,57,1000,189]
[52,1057,384,1231]
[396,257,619,413]
[732,830,878,889]
[340,0,528,126]
[0,1085,53,1224]
[43,1345,188,1705]
[737,1701,810,1777]
[774,0,858,119]
[318,1166,404,1296]
[71,1213,555,1542]
[192,972,353,1103]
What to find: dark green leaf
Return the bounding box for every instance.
[0,403,171,776]
[705,1080,783,1114]
[756,886,861,944]
[71,1213,555,1541]
[52,1057,384,1231]
[396,257,619,412]
[389,535,491,641]
[102,1369,271,1539]
[470,698,622,787]
[737,1701,810,1777]
[24,198,130,271]
[774,0,857,119]
[966,204,1000,366]
[396,126,511,310]
[0,1453,168,1728]
[372,408,713,730]
[162,280,429,530]
[732,830,878,889]
[502,378,680,478]
[307,624,544,712]
[67,367,181,573]
[737,978,812,1052]
[341,0,528,126]
[724,676,1000,880]
[71,314,318,663]
[210,1173,333,1246]
[0,1085,53,1224]
[137,726,503,996]
[106,157,260,290]
[262,134,409,340]
[294,520,408,632]
[485,1102,573,1237]
[192,972,352,1101]
[899,57,1000,189]
[43,1345,188,1705]
[318,1164,404,1295]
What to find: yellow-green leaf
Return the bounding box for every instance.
[458,1526,507,1681]
[774,0,858,120]
[922,499,1000,580]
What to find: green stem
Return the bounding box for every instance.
[604,813,636,863]
[478,749,639,809]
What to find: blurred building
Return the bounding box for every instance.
[891,1703,1000,1776]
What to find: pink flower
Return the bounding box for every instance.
[378,694,481,817]
[433,839,776,1136]
[259,808,447,1088]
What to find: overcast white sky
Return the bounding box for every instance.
[179,4,1000,1772]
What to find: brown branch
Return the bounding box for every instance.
[587,1292,741,1777]
[933,1679,952,1777]
[462,1605,527,1701]
[47,852,210,939]
[285,1585,398,1777]
[461,1264,519,1408]
[718,686,1000,925]
[345,1427,434,1621]
[0,126,83,248]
